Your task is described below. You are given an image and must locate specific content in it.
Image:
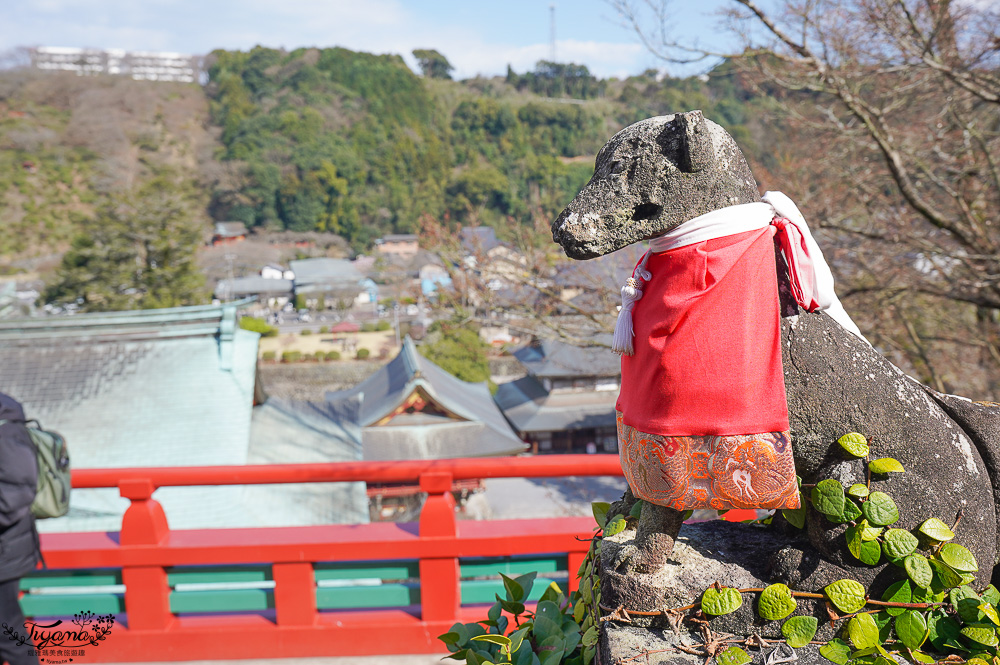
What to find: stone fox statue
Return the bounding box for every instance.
[551,111,1000,588]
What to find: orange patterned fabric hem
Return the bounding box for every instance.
[617,411,800,511]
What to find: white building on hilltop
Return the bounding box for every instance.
[29,47,201,82]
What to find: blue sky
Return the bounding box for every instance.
[1,0,733,79]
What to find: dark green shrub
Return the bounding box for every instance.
[375,320,391,331]
[281,350,301,363]
[361,322,376,332]
[319,326,329,334]
[261,350,276,362]
[356,348,370,360]
[325,351,341,361]
[301,329,312,336]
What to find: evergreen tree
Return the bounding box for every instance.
[412,49,454,79]
[44,184,207,311]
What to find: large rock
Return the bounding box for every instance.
[599,522,838,664]
[780,310,996,587]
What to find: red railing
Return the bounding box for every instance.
[35,456,625,662]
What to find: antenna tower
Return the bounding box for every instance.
[549,4,556,62]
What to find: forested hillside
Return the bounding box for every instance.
[203,48,774,248]
[0,45,775,265]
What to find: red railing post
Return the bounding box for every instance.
[273,562,317,626]
[118,479,174,630]
[418,471,459,624]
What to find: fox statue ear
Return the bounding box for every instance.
[677,110,713,173]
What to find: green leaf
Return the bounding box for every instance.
[905,554,934,589]
[537,635,565,665]
[838,432,870,458]
[592,502,611,529]
[874,611,894,642]
[758,583,797,621]
[539,581,563,605]
[536,600,562,624]
[581,626,598,648]
[909,651,935,664]
[513,572,537,601]
[573,600,585,624]
[473,634,512,653]
[509,627,529,655]
[980,603,1000,626]
[501,574,524,602]
[860,520,883,541]
[983,585,1000,607]
[782,507,806,529]
[951,586,984,624]
[782,615,818,648]
[862,492,900,526]
[962,626,999,647]
[928,611,963,651]
[819,638,853,665]
[918,518,955,542]
[848,483,871,499]
[439,631,462,649]
[882,580,912,617]
[448,622,470,647]
[869,458,905,474]
[883,528,919,558]
[929,558,964,589]
[716,646,752,665]
[488,602,502,624]
[826,579,868,614]
[496,595,525,616]
[858,540,881,565]
[605,515,627,536]
[968,659,993,665]
[940,543,979,573]
[533,615,563,643]
[840,498,863,524]
[848,613,881,649]
[629,499,643,519]
[846,523,865,561]
[895,610,929,650]
[701,586,743,616]
[812,479,846,517]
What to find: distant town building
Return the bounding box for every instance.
[326,336,526,461]
[290,257,367,307]
[460,227,501,255]
[29,46,201,82]
[214,276,293,307]
[212,221,249,245]
[495,337,620,454]
[327,336,527,520]
[375,234,419,259]
[260,264,294,280]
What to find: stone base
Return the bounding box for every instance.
[602,625,829,665]
[597,520,848,663]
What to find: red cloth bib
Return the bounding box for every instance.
[616,226,789,437]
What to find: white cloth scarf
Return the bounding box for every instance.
[611,191,867,355]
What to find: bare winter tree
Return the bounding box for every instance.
[609,0,1000,397]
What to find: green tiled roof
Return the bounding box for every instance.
[0,302,262,532]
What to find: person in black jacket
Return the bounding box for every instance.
[0,393,40,665]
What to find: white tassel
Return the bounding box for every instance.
[612,251,652,356]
